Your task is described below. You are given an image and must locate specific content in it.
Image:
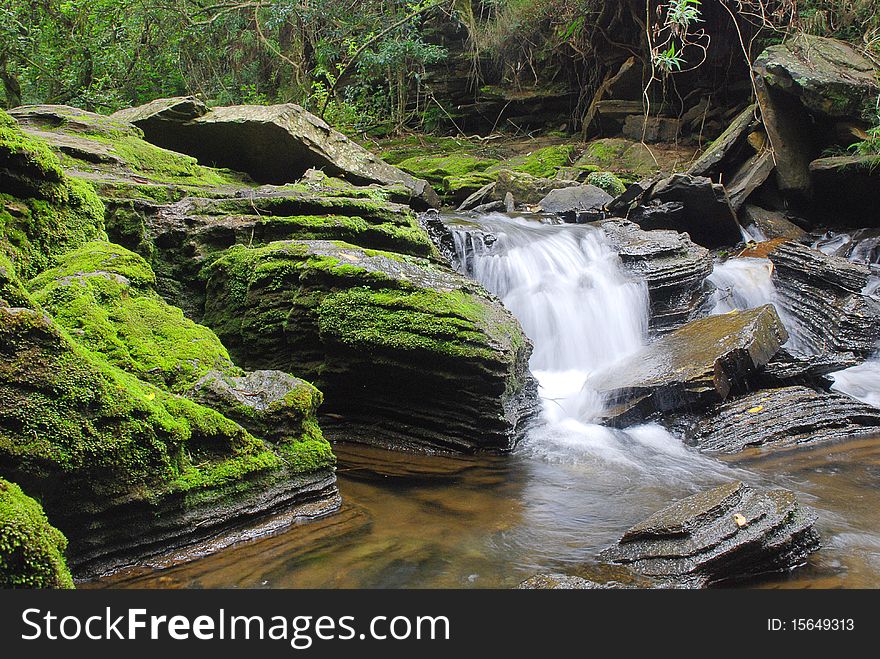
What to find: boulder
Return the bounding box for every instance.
[112,95,208,126]
[591,305,788,425]
[599,481,820,588]
[679,386,880,454]
[757,348,860,389]
[640,173,742,248]
[456,182,496,211]
[725,148,775,211]
[739,205,807,241]
[0,478,74,589]
[622,115,680,143]
[201,240,538,453]
[111,98,440,208]
[754,36,879,121]
[596,219,714,329]
[769,241,880,357]
[537,184,612,220]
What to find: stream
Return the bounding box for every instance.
[90,214,880,589]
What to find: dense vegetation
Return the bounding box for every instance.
[2,1,877,136]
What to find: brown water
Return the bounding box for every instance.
[89,435,880,589]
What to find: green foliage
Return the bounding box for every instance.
[491,144,578,178]
[586,171,626,196]
[0,478,74,589]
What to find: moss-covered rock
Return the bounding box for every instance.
[0,109,106,280]
[586,171,627,197]
[397,153,499,189]
[202,239,537,452]
[28,241,239,394]
[0,300,337,576]
[489,144,578,179]
[574,138,696,183]
[0,478,74,589]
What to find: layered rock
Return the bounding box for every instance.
[597,219,714,329]
[111,98,440,208]
[769,241,880,357]
[679,386,880,454]
[202,240,537,452]
[599,481,820,588]
[739,205,807,241]
[591,305,788,425]
[0,478,74,589]
[0,302,338,577]
[537,184,612,221]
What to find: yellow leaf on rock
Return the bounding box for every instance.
[733,514,747,527]
[146,392,155,401]
[747,405,764,413]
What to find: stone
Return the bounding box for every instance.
[111,98,440,208]
[725,148,775,211]
[201,239,538,453]
[688,105,758,177]
[492,169,574,205]
[590,305,788,425]
[643,173,742,248]
[681,386,880,453]
[599,482,820,588]
[596,219,714,329]
[622,115,680,143]
[739,205,807,241]
[504,191,515,212]
[457,182,496,211]
[809,155,880,225]
[757,348,860,389]
[754,36,879,121]
[112,96,207,126]
[769,241,880,357]
[537,184,612,220]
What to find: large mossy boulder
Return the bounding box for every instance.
[592,305,788,425]
[202,239,537,452]
[0,478,74,589]
[0,301,337,576]
[112,98,440,208]
[0,109,105,281]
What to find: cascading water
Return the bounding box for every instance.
[448,212,736,476]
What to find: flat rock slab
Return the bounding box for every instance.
[538,183,612,219]
[599,482,820,587]
[754,35,879,120]
[683,386,880,454]
[592,305,788,425]
[112,98,440,208]
[597,219,713,329]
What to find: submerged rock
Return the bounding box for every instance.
[0,478,74,589]
[592,306,787,425]
[680,386,880,454]
[112,98,440,208]
[597,219,713,330]
[202,240,537,452]
[769,241,880,357]
[599,482,820,587]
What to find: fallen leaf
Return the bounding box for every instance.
[747,405,764,413]
[733,513,747,528]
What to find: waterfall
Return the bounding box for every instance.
[447,213,734,475]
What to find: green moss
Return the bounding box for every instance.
[397,153,499,189]
[28,242,239,394]
[0,113,106,280]
[491,144,578,179]
[317,287,503,360]
[0,478,74,589]
[586,171,627,196]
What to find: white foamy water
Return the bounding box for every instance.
[449,213,736,478]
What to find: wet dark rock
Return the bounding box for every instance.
[769,241,880,357]
[740,205,807,241]
[111,98,440,208]
[457,182,496,211]
[726,149,775,211]
[627,199,685,227]
[757,348,860,389]
[537,184,612,220]
[639,174,742,248]
[597,219,713,329]
[592,305,788,426]
[680,386,880,454]
[810,156,880,225]
[599,481,820,588]
[419,211,457,263]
